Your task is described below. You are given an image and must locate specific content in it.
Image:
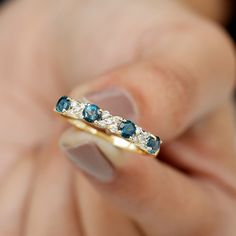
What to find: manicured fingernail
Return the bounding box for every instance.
[86,88,138,120]
[61,141,114,182]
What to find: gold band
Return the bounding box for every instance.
[54,96,161,157]
[67,118,147,155]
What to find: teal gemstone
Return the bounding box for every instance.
[82,104,102,123]
[147,136,160,154]
[56,96,71,112]
[119,120,136,138]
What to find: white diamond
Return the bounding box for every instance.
[96,116,112,128]
[112,116,123,124]
[136,127,142,134]
[71,101,78,107]
[106,118,113,125]
[131,136,139,143]
[102,111,111,119]
[95,114,123,133]
[96,120,107,128]
[139,143,147,150]
[138,131,150,144]
[67,101,84,118]
[109,124,118,133]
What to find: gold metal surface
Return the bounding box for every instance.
[67,118,151,156]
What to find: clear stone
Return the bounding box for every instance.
[133,131,152,152]
[106,118,113,125]
[131,126,144,143]
[112,116,123,123]
[140,143,149,151]
[109,124,118,133]
[96,116,112,128]
[108,116,123,133]
[95,119,108,128]
[131,135,139,143]
[139,131,149,143]
[136,127,143,135]
[95,115,123,133]
[67,101,84,118]
[78,103,85,118]
[102,111,111,119]
[70,100,78,107]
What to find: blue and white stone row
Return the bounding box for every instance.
[55,96,161,155]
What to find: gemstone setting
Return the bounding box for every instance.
[56,96,71,112]
[119,120,136,138]
[146,136,161,154]
[82,104,102,123]
[67,101,84,118]
[55,96,161,156]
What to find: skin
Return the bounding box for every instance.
[0,0,235,235]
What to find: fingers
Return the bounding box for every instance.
[71,63,232,142]
[58,14,236,235]
[56,2,236,235]
[60,100,236,235]
[60,130,231,236]
[70,27,235,141]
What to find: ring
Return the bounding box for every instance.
[54,96,162,157]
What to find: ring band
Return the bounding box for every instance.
[54,96,161,157]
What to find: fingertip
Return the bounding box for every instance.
[60,129,128,182]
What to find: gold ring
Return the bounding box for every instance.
[54,96,161,157]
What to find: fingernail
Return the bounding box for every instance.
[86,88,138,120]
[61,141,115,182]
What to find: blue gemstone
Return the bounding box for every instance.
[119,120,136,138]
[56,96,71,112]
[147,136,160,154]
[82,104,102,123]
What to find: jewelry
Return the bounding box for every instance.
[54,96,161,157]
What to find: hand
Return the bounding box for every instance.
[0,1,235,235]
